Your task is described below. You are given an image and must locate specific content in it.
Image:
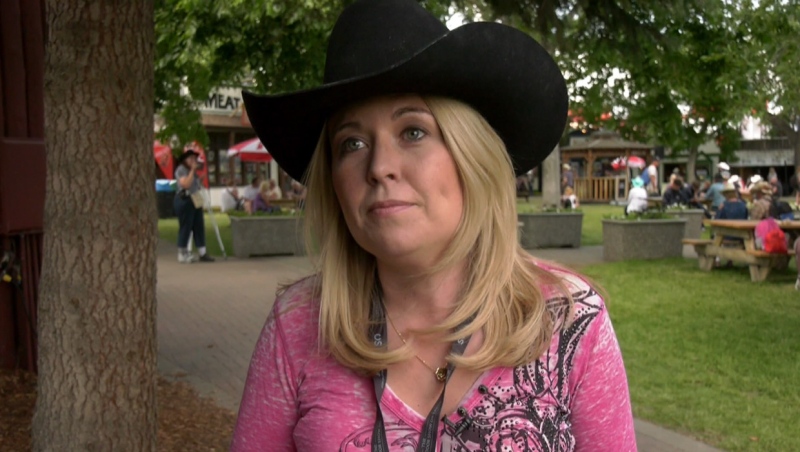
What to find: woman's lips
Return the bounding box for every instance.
[368,200,414,216]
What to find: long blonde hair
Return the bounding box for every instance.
[301,96,568,375]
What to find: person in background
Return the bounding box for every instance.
[644,158,660,195]
[251,181,280,213]
[715,182,748,220]
[561,163,574,193]
[790,168,800,206]
[769,175,783,198]
[703,173,726,212]
[288,180,307,209]
[231,0,635,449]
[561,186,579,209]
[242,176,261,213]
[626,176,648,215]
[749,182,773,220]
[266,179,283,200]
[767,166,777,183]
[220,178,244,212]
[173,150,214,263]
[662,176,689,207]
[716,161,730,180]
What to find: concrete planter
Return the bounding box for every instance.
[665,209,705,239]
[518,212,583,249]
[602,218,686,261]
[230,216,305,258]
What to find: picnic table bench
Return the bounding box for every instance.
[683,220,800,282]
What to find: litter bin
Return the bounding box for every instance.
[156,179,177,219]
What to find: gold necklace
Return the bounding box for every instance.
[386,312,448,383]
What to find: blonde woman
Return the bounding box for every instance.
[232,0,634,450]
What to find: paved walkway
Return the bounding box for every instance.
[156,242,721,451]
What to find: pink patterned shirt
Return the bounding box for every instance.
[231,267,636,451]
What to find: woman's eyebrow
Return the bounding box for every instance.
[392,106,432,120]
[331,120,360,135]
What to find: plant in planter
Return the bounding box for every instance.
[228,209,305,258]
[517,204,583,249]
[663,204,706,239]
[601,212,686,261]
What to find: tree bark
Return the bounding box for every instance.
[34,1,157,450]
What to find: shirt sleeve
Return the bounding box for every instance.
[174,165,188,180]
[230,304,299,452]
[569,307,636,451]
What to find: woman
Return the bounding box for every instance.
[232,0,634,450]
[251,181,280,213]
[173,150,214,263]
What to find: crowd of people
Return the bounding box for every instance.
[220,175,307,214]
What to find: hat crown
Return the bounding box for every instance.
[324,0,448,84]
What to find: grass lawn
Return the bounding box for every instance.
[583,258,800,451]
[158,213,233,257]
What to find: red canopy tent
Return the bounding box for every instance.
[227,138,272,163]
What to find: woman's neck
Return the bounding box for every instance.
[377,260,466,328]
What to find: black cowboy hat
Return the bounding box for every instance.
[176,150,200,165]
[242,0,568,181]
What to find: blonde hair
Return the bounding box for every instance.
[300,96,569,375]
[259,181,270,192]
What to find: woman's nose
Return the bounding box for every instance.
[367,133,400,184]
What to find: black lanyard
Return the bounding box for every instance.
[369,290,471,452]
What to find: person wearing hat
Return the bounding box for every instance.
[231,0,634,450]
[173,150,214,263]
[625,176,648,215]
[714,181,747,221]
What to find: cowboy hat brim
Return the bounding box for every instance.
[243,22,568,181]
[176,150,200,165]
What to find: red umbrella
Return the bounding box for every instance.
[627,156,646,169]
[611,157,626,171]
[227,138,272,163]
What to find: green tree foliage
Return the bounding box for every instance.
[725,0,800,166]
[154,0,451,151]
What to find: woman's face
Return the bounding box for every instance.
[328,94,463,268]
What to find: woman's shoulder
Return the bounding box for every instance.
[532,262,606,326]
[269,275,321,336]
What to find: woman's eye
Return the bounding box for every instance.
[403,128,426,141]
[341,138,365,153]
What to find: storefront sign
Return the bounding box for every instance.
[200,87,243,114]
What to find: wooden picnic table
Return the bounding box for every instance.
[683,219,800,282]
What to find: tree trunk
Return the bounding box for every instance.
[686,145,698,183]
[33,1,157,450]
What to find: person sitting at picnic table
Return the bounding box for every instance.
[241,176,261,213]
[265,179,282,200]
[715,182,748,220]
[684,180,712,218]
[626,176,648,215]
[251,181,281,213]
[288,180,307,209]
[662,176,689,207]
[749,182,773,219]
[220,178,245,212]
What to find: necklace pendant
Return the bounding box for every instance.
[434,367,448,382]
